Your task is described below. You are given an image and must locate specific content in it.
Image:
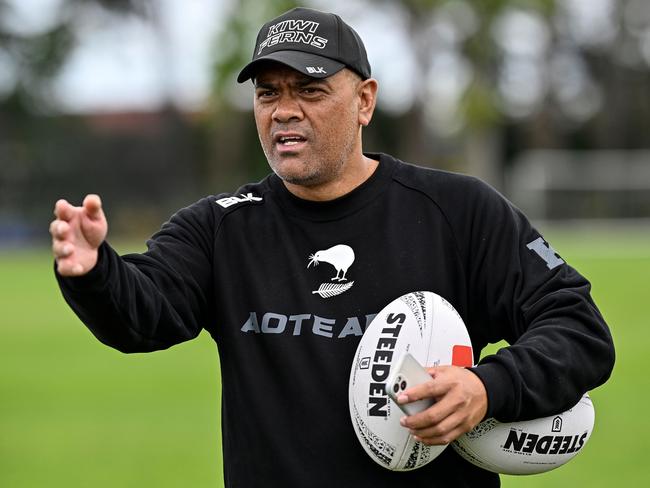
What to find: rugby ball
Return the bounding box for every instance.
[452,393,595,475]
[348,291,474,471]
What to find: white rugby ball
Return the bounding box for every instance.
[348,291,474,471]
[452,393,595,475]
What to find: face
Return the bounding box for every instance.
[253,64,369,188]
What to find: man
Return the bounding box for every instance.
[51,7,614,487]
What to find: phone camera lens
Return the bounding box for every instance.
[393,383,399,394]
[400,380,407,390]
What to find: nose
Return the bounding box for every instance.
[272,93,303,123]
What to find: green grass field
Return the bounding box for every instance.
[1,227,647,487]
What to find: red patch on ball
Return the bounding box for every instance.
[452,345,473,367]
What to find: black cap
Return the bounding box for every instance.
[237,7,371,83]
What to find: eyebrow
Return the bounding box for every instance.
[254,81,275,89]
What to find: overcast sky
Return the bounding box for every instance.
[2,0,642,121]
[1,0,450,114]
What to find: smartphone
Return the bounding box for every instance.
[386,353,435,416]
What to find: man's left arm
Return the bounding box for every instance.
[401,177,615,445]
[464,184,614,425]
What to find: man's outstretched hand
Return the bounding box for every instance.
[50,194,108,277]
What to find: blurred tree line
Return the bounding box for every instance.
[1,0,649,243]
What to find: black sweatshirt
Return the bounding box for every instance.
[56,153,614,487]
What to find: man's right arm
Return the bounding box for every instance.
[51,195,215,353]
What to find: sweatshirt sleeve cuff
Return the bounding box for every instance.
[470,361,515,420]
[54,241,112,294]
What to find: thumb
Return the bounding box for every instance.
[80,194,108,248]
[83,194,103,220]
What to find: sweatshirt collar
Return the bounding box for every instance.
[269,153,396,221]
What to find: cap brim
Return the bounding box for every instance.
[237,50,345,83]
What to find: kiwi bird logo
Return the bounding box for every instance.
[308,244,355,298]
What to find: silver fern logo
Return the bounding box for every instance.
[308,244,355,298]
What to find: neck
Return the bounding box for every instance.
[283,154,379,201]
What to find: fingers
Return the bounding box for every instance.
[398,366,488,446]
[50,219,76,269]
[54,199,75,221]
[409,414,466,445]
[54,195,102,221]
[52,235,73,259]
[51,227,90,276]
[50,219,72,260]
[49,219,70,241]
[51,223,86,276]
[399,382,458,432]
[402,395,470,445]
[51,194,107,247]
[50,195,104,277]
[55,258,86,277]
[397,370,444,404]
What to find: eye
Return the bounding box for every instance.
[255,88,277,99]
[300,86,324,97]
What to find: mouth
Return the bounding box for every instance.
[278,136,305,146]
[274,132,308,151]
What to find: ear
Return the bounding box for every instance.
[357,78,378,127]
